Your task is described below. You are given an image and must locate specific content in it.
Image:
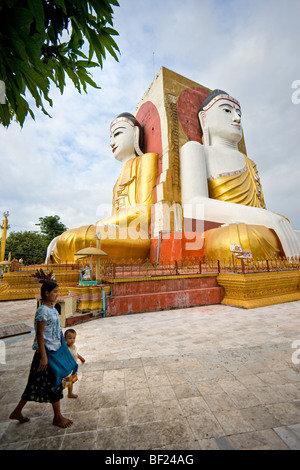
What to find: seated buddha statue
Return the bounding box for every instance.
[180,89,300,260]
[48,113,158,263]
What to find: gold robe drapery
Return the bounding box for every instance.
[52,153,158,263]
[204,157,283,260]
[208,158,265,209]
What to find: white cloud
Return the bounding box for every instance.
[0,0,299,241]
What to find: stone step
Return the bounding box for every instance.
[109,275,218,297]
[65,310,105,327]
[106,286,223,316]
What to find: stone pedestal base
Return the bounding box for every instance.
[68,285,111,312]
[217,271,300,308]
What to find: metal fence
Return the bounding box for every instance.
[9,262,80,273]
[100,256,300,280]
[5,256,299,281]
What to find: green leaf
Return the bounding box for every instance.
[10,7,33,29]
[27,0,45,33]
[77,67,100,90]
[21,33,44,64]
[64,66,81,92]
[0,103,12,127]
[75,59,98,68]
[0,0,120,127]
[52,61,66,94]
[102,26,119,36]
[86,26,105,65]
[53,0,67,14]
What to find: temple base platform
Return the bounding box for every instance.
[1,263,299,326]
[0,265,80,301]
[105,274,223,316]
[217,270,300,308]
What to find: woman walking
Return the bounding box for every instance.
[9,280,74,428]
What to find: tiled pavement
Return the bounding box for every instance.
[0,299,300,450]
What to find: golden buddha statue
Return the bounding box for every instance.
[180,90,300,260]
[48,113,158,263]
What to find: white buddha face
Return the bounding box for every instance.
[110,121,136,162]
[200,98,243,143]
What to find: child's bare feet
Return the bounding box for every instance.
[9,410,30,423]
[53,416,73,428]
[68,392,78,399]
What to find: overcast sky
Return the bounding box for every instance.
[1,0,300,238]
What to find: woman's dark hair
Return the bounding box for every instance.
[41,280,58,300]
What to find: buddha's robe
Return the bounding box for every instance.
[203,157,284,260]
[51,153,158,263]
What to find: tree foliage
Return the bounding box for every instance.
[36,215,67,245]
[5,215,67,263]
[0,0,120,127]
[5,230,48,264]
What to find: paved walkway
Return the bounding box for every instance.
[0,299,300,450]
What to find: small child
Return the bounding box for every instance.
[63,329,85,398]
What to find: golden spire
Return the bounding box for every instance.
[0,211,9,262]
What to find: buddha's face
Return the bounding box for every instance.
[110,121,136,162]
[201,98,242,143]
